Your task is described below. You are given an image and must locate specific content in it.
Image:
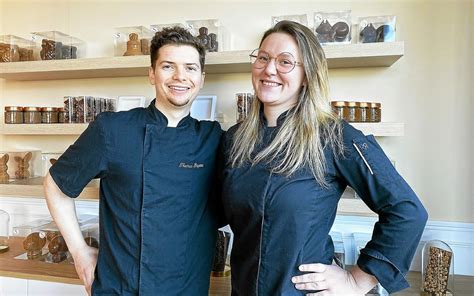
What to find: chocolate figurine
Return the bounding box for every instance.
[48,235,69,263]
[315,20,333,43]
[84,236,99,249]
[23,232,46,259]
[0,43,20,62]
[209,33,218,52]
[61,45,74,59]
[375,25,394,42]
[40,39,56,60]
[332,21,350,42]
[18,48,29,61]
[0,154,9,183]
[123,33,143,56]
[359,23,377,43]
[14,151,32,179]
[140,38,150,55]
[196,27,210,50]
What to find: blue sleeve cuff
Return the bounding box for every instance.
[357,250,410,293]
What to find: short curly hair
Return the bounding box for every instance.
[150,26,205,72]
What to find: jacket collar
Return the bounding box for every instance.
[146,99,193,128]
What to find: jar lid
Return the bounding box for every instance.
[4,106,23,111]
[23,107,40,111]
[57,107,65,111]
[359,102,370,108]
[369,102,381,108]
[346,101,360,107]
[40,107,58,112]
[331,101,347,107]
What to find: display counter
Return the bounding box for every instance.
[1,237,472,295]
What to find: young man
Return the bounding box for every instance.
[44,27,221,295]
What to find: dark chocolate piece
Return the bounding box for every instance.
[332,21,350,42]
[359,23,377,43]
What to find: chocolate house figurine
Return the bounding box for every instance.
[0,43,20,62]
[359,23,377,43]
[0,154,9,183]
[209,33,218,52]
[123,33,143,56]
[196,27,210,50]
[23,232,46,259]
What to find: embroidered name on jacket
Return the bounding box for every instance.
[178,162,204,169]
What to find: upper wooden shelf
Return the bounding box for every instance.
[0,122,404,136]
[0,42,404,81]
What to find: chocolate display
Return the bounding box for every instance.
[14,152,32,179]
[209,33,218,52]
[423,246,453,295]
[23,232,46,259]
[123,33,143,56]
[0,154,9,183]
[196,27,211,50]
[332,21,350,42]
[315,20,350,43]
[315,20,333,43]
[48,235,69,263]
[40,38,77,60]
[0,42,20,62]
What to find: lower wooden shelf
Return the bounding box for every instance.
[1,122,404,136]
[0,177,98,200]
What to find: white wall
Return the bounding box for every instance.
[0,0,472,224]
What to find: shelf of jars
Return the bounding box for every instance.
[0,42,404,81]
[0,122,404,136]
[0,178,372,215]
[0,177,98,200]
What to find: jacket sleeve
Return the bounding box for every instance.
[334,122,428,293]
[49,113,109,198]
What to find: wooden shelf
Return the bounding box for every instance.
[0,122,404,136]
[0,42,404,81]
[0,177,98,200]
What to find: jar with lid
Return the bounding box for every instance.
[0,209,10,254]
[57,107,67,123]
[4,106,24,124]
[421,240,454,296]
[346,101,361,122]
[331,101,348,121]
[359,102,369,122]
[23,107,42,124]
[369,102,381,122]
[41,107,59,123]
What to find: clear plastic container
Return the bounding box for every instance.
[314,11,352,44]
[32,31,85,60]
[186,19,224,52]
[150,23,186,34]
[0,34,36,62]
[2,150,41,179]
[0,209,10,253]
[421,240,454,296]
[358,16,396,43]
[72,96,95,123]
[353,232,389,295]
[272,14,308,26]
[114,26,153,56]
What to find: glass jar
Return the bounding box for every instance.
[346,101,361,122]
[359,102,369,122]
[57,107,67,123]
[369,102,381,122]
[0,209,10,253]
[41,107,59,123]
[4,106,24,124]
[421,240,454,296]
[331,101,348,120]
[23,107,42,124]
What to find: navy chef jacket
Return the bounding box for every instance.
[221,113,428,295]
[50,100,222,295]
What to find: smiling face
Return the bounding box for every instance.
[149,44,205,111]
[252,32,306,111]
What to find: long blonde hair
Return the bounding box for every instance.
[229,20,343,187]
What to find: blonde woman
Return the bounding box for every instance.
[221,21,427,295]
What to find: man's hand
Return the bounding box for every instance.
[291,263,378,296]
[72,246,98,296]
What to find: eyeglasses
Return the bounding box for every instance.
[249,49,303,74]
